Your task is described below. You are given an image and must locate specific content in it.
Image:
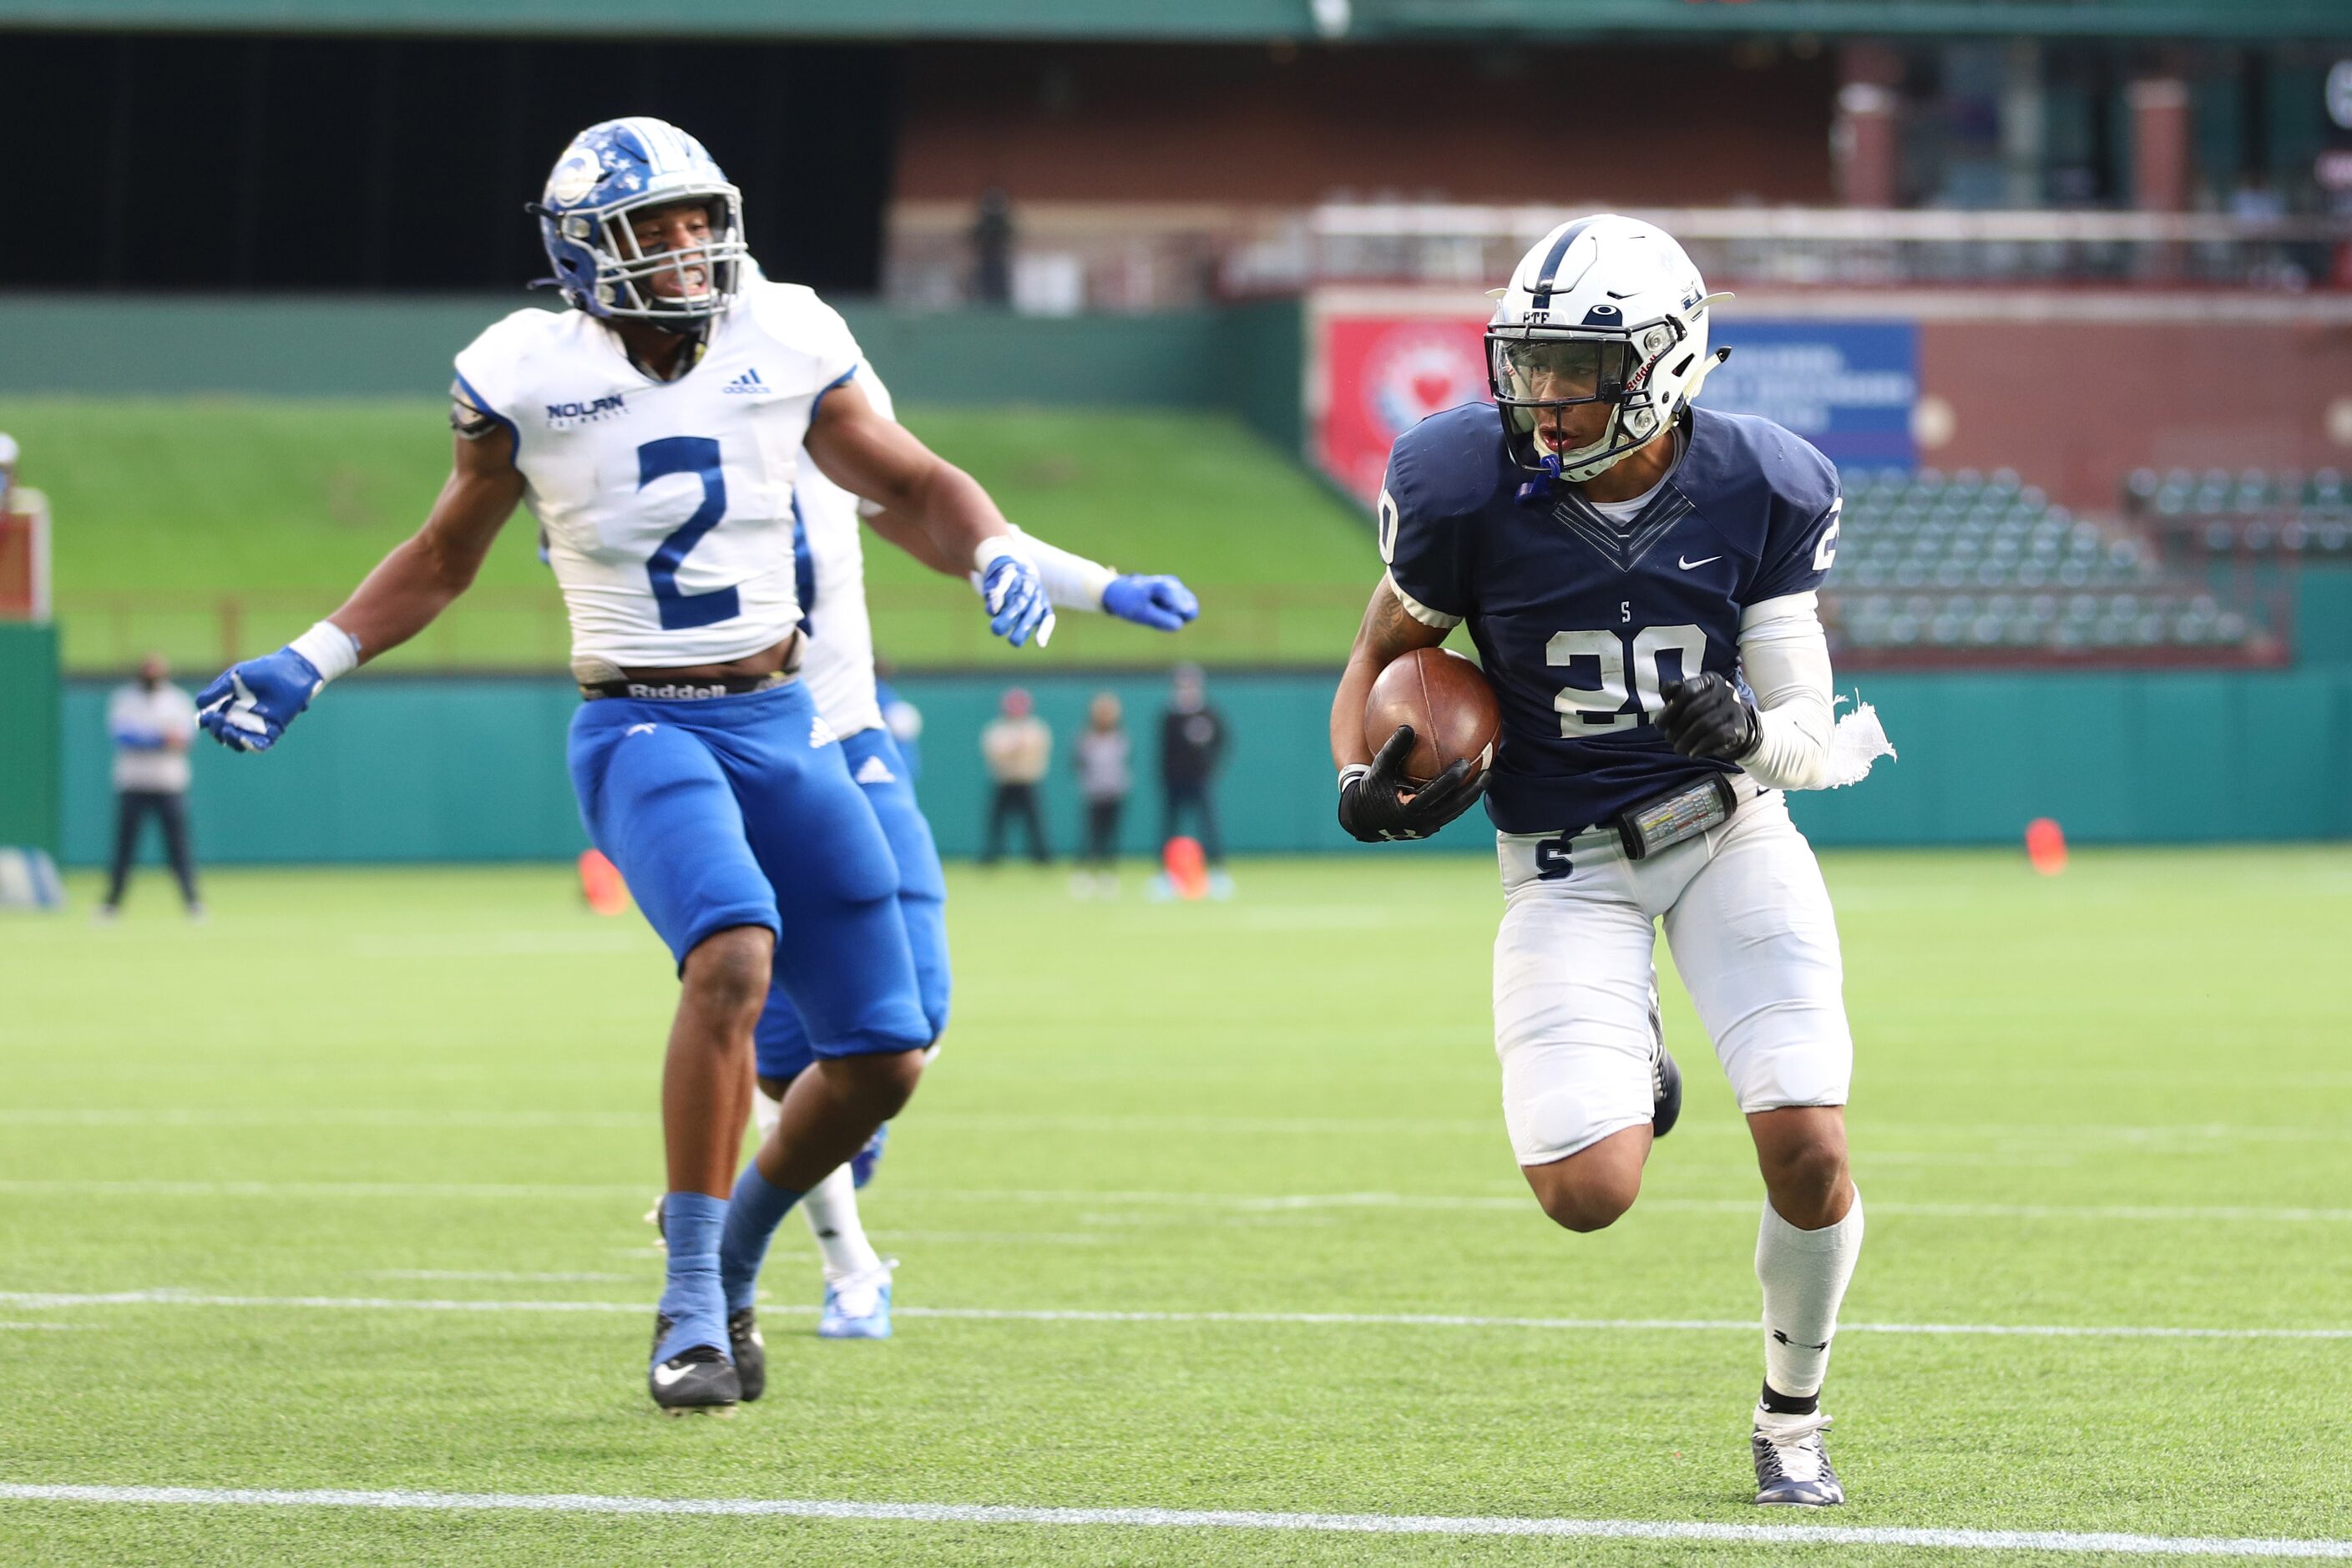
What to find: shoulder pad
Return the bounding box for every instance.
[733,280,861,387]
[736,278,843,338]
[1678,407,1839,516]
[453,306,584,417]
[1388,402,1512,522]
[459,306,574,364]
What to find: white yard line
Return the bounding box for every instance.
[0,1180,651,1199]
[0,1290,2343,1341]
[936,1190,2352,1225]
[0,1110,651,1129]
[0,1178,2344,1224]
[367,1271,632,1283]
[0,1110,2344,1144]
[0,1482,2342,1557]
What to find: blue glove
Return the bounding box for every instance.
[1101,574,1200,632]
[195,647,325,753]
[979,551,1055,649]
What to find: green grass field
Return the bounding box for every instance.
[0,397,1374,672]
[3,849,2349,1564]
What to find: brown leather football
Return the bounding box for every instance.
[1363,647,1501,786]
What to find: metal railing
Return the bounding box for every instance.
[884,200,2352,311]
[1275,204,2352,292]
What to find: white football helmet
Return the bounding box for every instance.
[1485,215,1730,482]
[529,117,749,325]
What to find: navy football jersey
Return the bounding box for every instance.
[1379,402,1841,836]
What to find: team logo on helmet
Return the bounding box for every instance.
[547,149,603,206]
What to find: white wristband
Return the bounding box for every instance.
[1012,528,1119,612]
[969,534,1034,592]
[288,620,361,683]
[1338,764,1370,795]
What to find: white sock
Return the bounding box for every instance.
[752,1087,782,1142]
[802,1162,882,1281]
[1755,1190,1864,1403]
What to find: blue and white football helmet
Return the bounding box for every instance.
[530,117,749,325]
[1485,215,1732,482]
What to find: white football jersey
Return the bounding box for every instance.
[453,279,858,669]
[792,361,891,738]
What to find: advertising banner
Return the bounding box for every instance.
[1314,302,1917,503]
[1701,319,1919,471]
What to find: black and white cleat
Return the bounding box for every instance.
[1752,1412,1844,1506]
[648,1314,740,1417]
[1651,1038,1683,1141]
[728,1307,766,1403]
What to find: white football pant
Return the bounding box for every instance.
[1492,787,1852,1166]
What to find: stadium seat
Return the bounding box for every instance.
[1829,464,2259,657]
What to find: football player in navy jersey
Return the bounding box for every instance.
[1329,216,1890,1506]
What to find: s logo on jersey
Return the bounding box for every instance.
[546,393,630,430]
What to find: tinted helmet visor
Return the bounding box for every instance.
[1490,335,1633,411]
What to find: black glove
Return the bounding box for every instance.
[1338,726,1490,843]
[1657,673,1760,761]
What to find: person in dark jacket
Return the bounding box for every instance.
[1158,665,1231,893]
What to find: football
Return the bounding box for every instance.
[1363,647,1501,786]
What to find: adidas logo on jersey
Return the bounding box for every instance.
[722,367,774,397]
[809,716,838,748]
[853,754,897,786]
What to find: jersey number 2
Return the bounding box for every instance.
[1546,625,1707,735]
[637,436,741,631]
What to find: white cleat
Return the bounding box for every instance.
[819,1259,895,1340]
[1753,1409,1844,1506]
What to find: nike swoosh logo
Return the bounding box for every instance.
[1678,555,1721,570]
[651,1362,696,1387]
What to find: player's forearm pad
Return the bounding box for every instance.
[1009,528,1118,612]
[1735,594,1834,792]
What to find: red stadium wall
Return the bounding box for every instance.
[894,43,1837,208]
[1914,311,2352,510]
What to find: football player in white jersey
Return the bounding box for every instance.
[195,118,1193,1414]
[739,357,1197,1338]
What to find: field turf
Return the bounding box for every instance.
[2,848,2349,1563]
[0,397,1374,672]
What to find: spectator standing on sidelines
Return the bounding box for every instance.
[1158,664,1231,895]
[1072,691,1130,898]
[99,654,202,920]
[875,665,923,783]
[979,687,1052,865]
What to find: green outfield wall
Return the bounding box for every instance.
[54,661,2352,869]
[0,625,62,856]
[0,297,1304,456]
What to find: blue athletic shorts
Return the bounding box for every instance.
[756,726,949,1081]
[567,680,930,1060]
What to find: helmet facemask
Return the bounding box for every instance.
[559,190,748,326]
[1488,316,1687,483]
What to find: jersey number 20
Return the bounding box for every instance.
[1547,625,1707,734]
[637,436,741,631]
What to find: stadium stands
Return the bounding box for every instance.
[2124,467,2352,559]
[1827,467,2263,659]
